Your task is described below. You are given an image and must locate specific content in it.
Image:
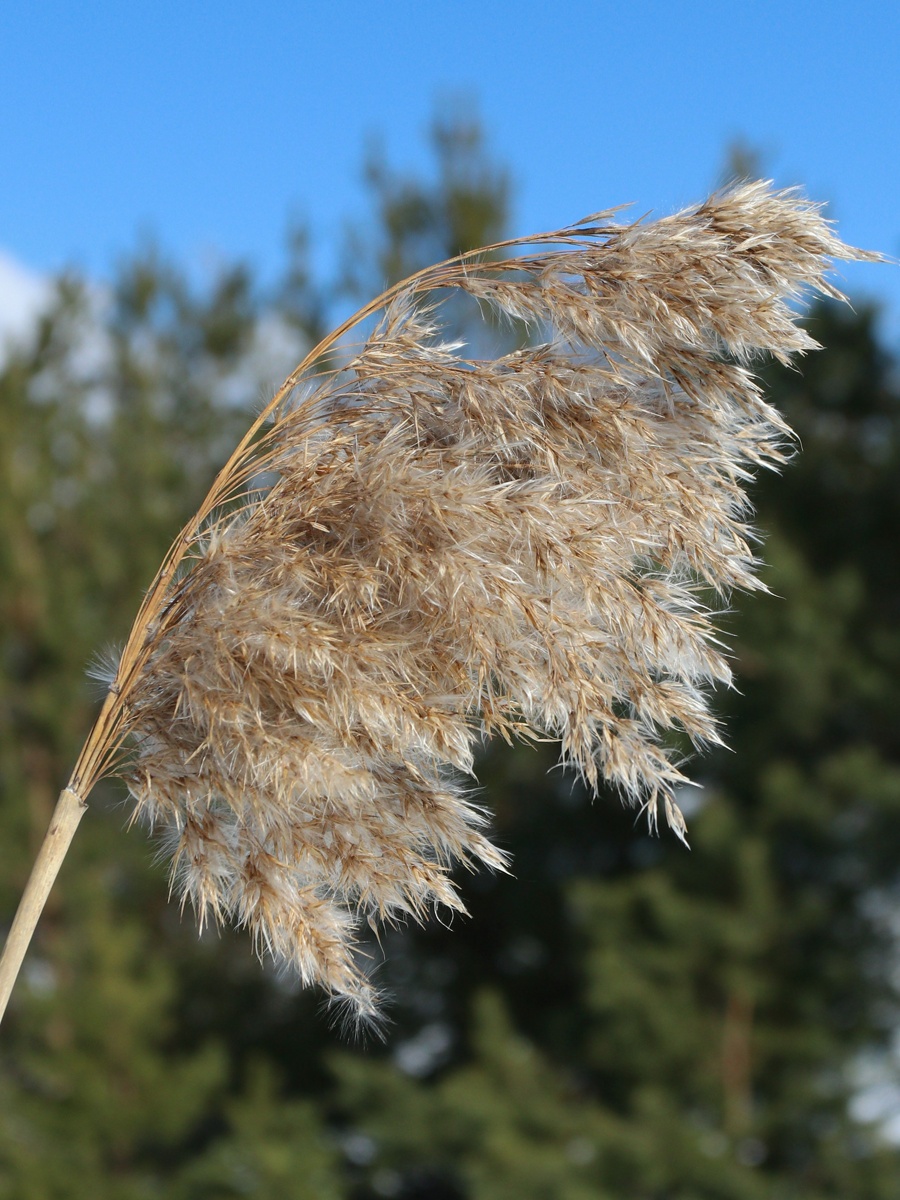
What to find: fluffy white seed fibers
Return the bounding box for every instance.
[121,183,876,1020]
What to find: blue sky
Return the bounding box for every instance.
[1,1,897,342]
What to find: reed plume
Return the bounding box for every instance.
[0,181,879,1026]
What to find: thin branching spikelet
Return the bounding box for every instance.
[0,181,882,1027]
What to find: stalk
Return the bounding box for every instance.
[0,788,87,1022]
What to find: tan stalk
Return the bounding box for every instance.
[0,789,87,1020]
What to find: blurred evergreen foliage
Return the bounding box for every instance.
[1,113,899,1198]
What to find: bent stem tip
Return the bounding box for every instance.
[0,787,87,1026]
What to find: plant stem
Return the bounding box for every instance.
[0,787,87,1025]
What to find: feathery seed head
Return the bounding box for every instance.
[105,183,879,1021]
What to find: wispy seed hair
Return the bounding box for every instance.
[95,182,877,1022]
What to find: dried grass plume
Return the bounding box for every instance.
[0,182,881,1026]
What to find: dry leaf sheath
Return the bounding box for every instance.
[0,182,879,1025]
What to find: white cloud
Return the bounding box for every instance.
[0,248,52,352]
